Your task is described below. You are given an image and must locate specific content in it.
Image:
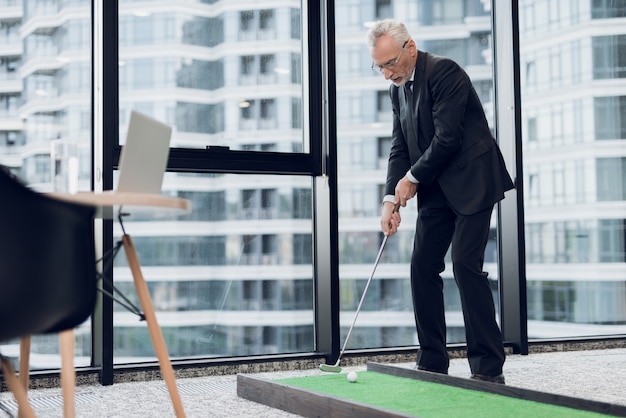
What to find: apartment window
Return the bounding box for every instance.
[243,282,260,310]
[176,102,223,134]
[262,326,278,351]
[241,56,254,75]
[376,0,393,19]
[380,279,402,311]
[527,281,575,322]
[525,223,543,264]
[133,59,153,88]
[597,157,626,201]
[592,0,626,18]
[552,107,564,145]
[293,234,312,265]
[421,38,467,66]
[242,189,257,219]
[527,171,540,204]
[290,52,301,84]
[240,99,256,130]
[418,0,464,25]
[599,219,626,262]
[293,188,312,219]
[132,15,153,46]
[377,136,391,170]
[240,10,275,41]
[262,235,277,265]
[23,154,50,184]
[261,189,276,218]
[291,96,302,130]
[177,190,226,221]
[260,54,274,75]
[592,35,626,79]
[242,235,259,265]
[553,163,565,204]
[259,10,274,31]
[240,11,254,33]
[290,8,300,39]
[262,282,279,311]
[260,99,275,124]
[594,96,626,140]
[376,91,392,123]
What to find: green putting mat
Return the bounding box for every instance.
[276,371,609,417]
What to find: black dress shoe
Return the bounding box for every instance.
[413,364,448,375]
[470,373,505,384]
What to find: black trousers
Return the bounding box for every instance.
[411,183,505,376]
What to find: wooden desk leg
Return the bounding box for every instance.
[19,336,30,391]
[0,356,36,418]
[122,234,186,418]
[60,330,76,418]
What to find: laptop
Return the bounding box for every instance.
[116,110,172,194]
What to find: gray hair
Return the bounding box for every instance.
[366,19,412,50]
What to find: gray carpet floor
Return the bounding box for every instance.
[2,348,626,417]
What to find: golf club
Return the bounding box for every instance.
[319,230,393,373]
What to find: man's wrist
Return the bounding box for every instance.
[405,170,419,184]
[382,195,396,205]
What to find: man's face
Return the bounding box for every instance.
[371,34,414,86]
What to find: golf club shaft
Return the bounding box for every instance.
[320,203,399,372]
[337,233,389,361]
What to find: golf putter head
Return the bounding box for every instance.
[319,362,342,373]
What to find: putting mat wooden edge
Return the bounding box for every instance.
[368,361,626,417]
[237,373,414,418]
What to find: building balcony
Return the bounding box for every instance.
[0,4,22,21]
[0,115,23,131]
[0,41,22,57]
[19,53,62,77]
[0,76,22,93]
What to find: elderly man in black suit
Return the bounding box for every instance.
[368,19,514,384]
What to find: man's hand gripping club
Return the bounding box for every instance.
[380,175,418,237]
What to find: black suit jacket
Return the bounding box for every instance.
[386,51,514,215]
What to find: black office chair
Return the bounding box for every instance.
[0,167,97,417]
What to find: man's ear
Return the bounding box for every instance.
[406,39,416,57]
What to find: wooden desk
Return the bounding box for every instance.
[43,191,190,418]
[48,190,191,219]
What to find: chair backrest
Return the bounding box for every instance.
[0,168,97,341]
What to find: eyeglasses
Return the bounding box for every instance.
[371,40,409,74]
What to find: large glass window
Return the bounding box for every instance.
[112,172,315,361]
[109,1,315,364]
[520,0,626,338]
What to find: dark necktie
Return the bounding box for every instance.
[403,80,420,154]
[404,81,413,104]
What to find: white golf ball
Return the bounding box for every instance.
[347,371,358,382]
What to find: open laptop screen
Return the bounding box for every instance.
[117,111,172,195]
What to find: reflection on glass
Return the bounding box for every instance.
[0,0,93,369]
[112,173,315,360]
[335,1,498,350]
[118,4,304,152]
[520,0,626,339]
